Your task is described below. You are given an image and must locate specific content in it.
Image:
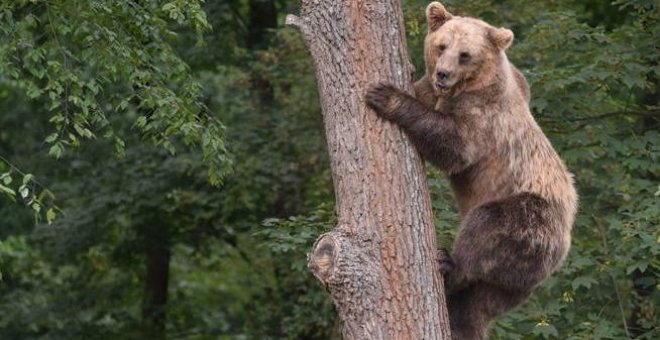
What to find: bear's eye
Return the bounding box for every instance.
[438,44,447,53]
[459,52,471,63]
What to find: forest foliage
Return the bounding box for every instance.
[0,0,658,339]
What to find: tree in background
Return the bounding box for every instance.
[1,0,334,338]
[0,0,658,339]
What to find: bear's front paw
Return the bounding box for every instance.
[365,82,404,120]
[437,248,455,276]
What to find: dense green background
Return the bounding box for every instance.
[0,0,657,339]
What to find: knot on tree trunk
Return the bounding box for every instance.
[308,232,380,291]
[308,231,388,337]
[308,233,339,282]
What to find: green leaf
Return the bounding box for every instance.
[1,173,12,185]
[533,322,559,339]
[571,276,598,290]
[44,133,58,143]
[19,186,29,199]
[49,143,63,158]
[626,260,649,274]
[46,208,56,224]
[22,173,33,185]
[0,184,16,199]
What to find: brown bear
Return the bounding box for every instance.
[365,2,578,339]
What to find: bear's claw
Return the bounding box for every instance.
[365,82,401,120]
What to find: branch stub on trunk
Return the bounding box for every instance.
[308,233,339,283]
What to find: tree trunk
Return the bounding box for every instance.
[143,231,171,338]
[287,1,451,339]
[248,0,278,49]
[248,0,277,106]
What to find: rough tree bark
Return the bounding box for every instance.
[287,1,451,339]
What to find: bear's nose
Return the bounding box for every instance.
[437,70,451,80]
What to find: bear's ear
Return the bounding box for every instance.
[426,2,452,32]
[489,27,514,50]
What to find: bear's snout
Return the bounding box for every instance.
[436,69,451,80]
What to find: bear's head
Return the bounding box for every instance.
[424,2,513,97]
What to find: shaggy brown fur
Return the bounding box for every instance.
[365,2,577,339]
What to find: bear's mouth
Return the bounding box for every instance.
[435,83,452,95]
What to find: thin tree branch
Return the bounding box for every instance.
[594,215,632,339]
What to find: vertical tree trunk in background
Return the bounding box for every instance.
[287,1,451,338]
[248,0,278,106]
[143,230,171,339]
[248,0,278,49]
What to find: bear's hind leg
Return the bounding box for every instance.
[447,282,530,340]
[448,193,565,293]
